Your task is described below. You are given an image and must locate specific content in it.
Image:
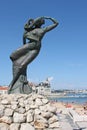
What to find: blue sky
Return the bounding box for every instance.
[0,0,87,89]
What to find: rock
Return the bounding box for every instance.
[0,109,4,118]
[6,105,11,109]
[35,98,43,106]
[41,111,53,119]
[20,123,35,130]
[39,105,47,112]
[19,102,25,108]
[13,112,26,123]
[23,100,28,105]
[27,109,33,115]
[0,105,5,110]
[34,120,48,129]
[1,100,9,105]
[49,115,58,124]
[0,105,4,117]
[0,116,12,124]
[34,109,41,115]
[25,105,30,111]
[30,104,38,109]
[37,94,43,99]
[34,115,48,124]
[49,121,60,128]
[9,123,20,130]
[47,105,57,113]
[17,107,25,114]
[11,104,18,110]
[0,123,9,130]
[4,108,14,116]
[11,101,18,105]
[27,113,33,123]
[42,98,49,104]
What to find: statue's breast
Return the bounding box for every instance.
[25,29,44,41]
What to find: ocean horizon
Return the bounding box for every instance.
[49,93,87,104]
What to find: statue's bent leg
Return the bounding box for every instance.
[10,42,37,61]
[20,49,40,68]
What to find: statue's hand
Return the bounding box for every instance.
[43,16,51,19]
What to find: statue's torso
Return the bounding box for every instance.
[24,28,45,41]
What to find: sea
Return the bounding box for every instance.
[49,93,87,104]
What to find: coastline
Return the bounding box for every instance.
[50,100,87,129]
[47,93,87,129]
[46,93,87,105]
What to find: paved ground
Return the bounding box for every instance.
[76,122,87,130]
[58,113,87,130]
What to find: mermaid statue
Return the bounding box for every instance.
[8,16,58,94]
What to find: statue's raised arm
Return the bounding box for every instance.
[42,16,59,32]
[25,16,58,32]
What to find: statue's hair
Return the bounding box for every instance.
[35,18,45,27]
[28,19,34,25]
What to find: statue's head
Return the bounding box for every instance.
[35,18,45,28]
[28,19,34,25]
[27,17,45,28]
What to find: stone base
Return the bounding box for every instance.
[0,94,60,130]
[8,83,32,94]
[8,75,32,94]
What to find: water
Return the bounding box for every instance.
[49,93,87,104]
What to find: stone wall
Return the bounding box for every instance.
[0,94,59,130]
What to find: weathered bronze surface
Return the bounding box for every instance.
[8,16,58,94]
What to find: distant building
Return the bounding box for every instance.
[0,86,8,94]
[36,82,51,95]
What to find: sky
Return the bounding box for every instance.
[0,0,87,90]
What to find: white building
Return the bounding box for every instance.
[0,86,8,94]
[36,82,51,95]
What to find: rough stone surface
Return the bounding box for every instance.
[20,123,35,130]
[9,123,20,130]
[0,94,59,129]
[0,116,12,124]
[5,108,13,116]
[13,112,26,123]
[0,123,9,130]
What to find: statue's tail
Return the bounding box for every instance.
[8,66,24,93]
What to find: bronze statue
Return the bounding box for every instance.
[8,16,58,94]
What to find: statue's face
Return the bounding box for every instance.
[41,19,45,25]
[35,19,45,28]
